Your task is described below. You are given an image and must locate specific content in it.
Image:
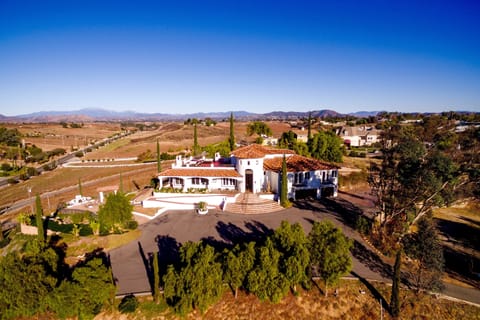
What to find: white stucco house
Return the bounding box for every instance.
[157,144,339,200]
[336,126,380,147]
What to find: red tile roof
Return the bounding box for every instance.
[159,168,242,178]
[231,144,294,159]
[263,154,339,172]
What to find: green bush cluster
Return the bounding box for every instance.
[0,238,115,320]
[161,221,352,315]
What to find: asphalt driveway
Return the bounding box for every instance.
[109,198,480,305]
[110,199,390,296]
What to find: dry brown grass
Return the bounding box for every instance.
[0,164,158,223]
[97,280,480,320]
[433,201,480,226]
[5,122,122,151]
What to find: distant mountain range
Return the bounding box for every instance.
[0,108,349,122]
[0,107,474,123]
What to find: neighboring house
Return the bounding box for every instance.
[157,144,339,199]
[336,126,380,147]
[261,136,278,146]
[290,128,310,143]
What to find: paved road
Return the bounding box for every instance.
[109,199,480,305]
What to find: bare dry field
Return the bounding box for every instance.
[81,120,294,160]
[0,164,158,221]
[4,122,122,151]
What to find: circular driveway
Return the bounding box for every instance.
[109,198,480,305]
[110,199,390,296]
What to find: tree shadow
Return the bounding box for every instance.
[215,220,273,246]
[436,218,480,251]
[351,271,392,316]
[138,241,153,292]
[216,221,249,245]
[244,220,273,242]
[201,235,231,252]
[310,277,325,296]
[293,198,329,213]
[351,240,392,279]
[443,245,480,288]
[47,234,70,279]
[459,216,480,229]
[155,235,180,275]
[318,198,364,231]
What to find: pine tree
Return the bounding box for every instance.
[280,155,290,207]
[156,139,161,173]
[223,242,255,299]
[272,221,311,293]
[35,194,44,243]
[390,249,401,318]
[246,238,289,303]
[228,112,235,151]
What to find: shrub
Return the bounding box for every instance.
[126,220,138,230]
[75,151,84,158]
[26,166,38,177]
[42,162,57,171]
[198,201,207,210]
[79,225,93,236]
[7,178,19,184]
[118,294,138,314]
[355,216,372,235]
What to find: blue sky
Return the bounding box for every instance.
[0,0,479,116]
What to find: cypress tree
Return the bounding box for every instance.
[307,111,312,142]
[35,194,44,243]
[390,249,402,318]
[193,123,200,156]
[280,155,289,207]
[156,139,161,173]
[228,112,235,151]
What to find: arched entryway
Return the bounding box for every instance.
[245,169,253,192]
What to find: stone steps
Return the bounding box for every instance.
[224,193,284,214]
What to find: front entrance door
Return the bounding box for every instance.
[245,169,253,192]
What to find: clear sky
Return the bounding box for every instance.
[0,0,479,116]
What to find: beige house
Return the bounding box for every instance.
[336,126,380,147]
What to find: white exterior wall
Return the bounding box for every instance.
[344,135,362,147]
[160,176,238,192]
[267,171,280,194]
[267,168,339,199]
[235,158,264,193]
